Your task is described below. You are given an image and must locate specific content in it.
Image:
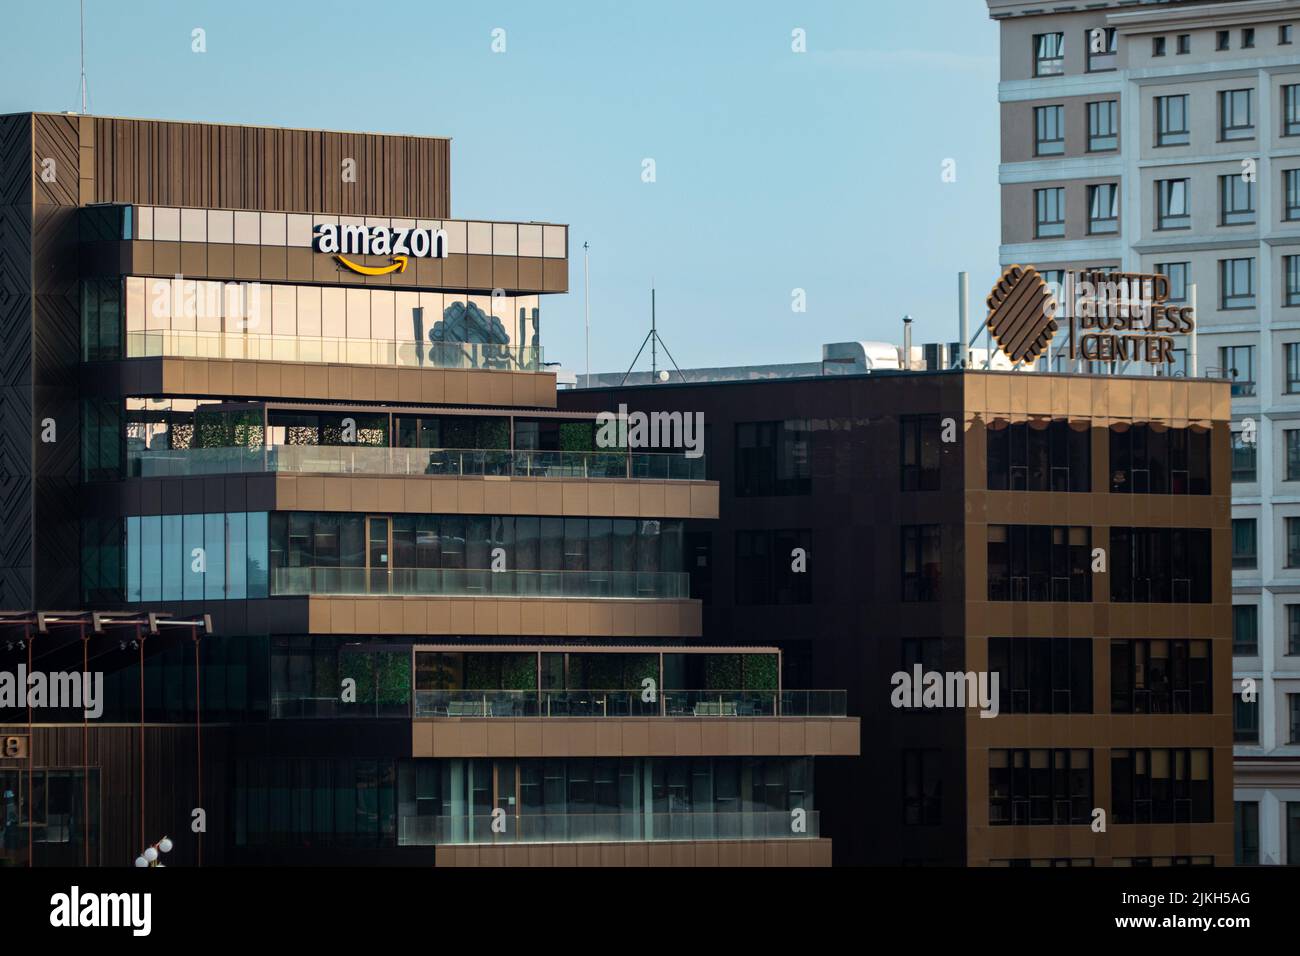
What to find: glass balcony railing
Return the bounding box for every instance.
[125,330,543,371]
[412,689,848,718]
[127,445,706,480]
[397,810,819,846]
[271,567,691,600]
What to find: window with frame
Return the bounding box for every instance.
[902,750,942,826]
[1288,430,1300,481]
[986,418,1090,492]
[1156,178,1189,229]
[1110,639,1213,713]
[1088,100,1118,151]
[901,525,941,602]
[1109,423,1212,494]
[986,524,1092,602]
[1220,173,1256,225]
[1234,693,1260,743]
[1285,85,1300,136]
[1177,33,1191,54]
[900,415,944,491]
[1109,527,1213,603]
[1291,694,1300,743]
[1034,32,1065,76]
[734,420,810,497]
[1287,170,1300,220]
[1156,261,1189,302]
[1233,604,1259,655]
[1219,89,1254,140]
[1242,27,1255,49]
[1231,430,1257,481]
[1291,803,1300,865]
[1232,518,1257,569]
[1282,24,1294,45]
[1289,604,1300,654]
[1155,94,1189,146]
[989,748,1093,826]
[1219,344,1255,397]
[1088,183,1119,233]
[1287,342,1300,392]
[1220,259,1256,309]
[1288,516,1300,567]
[1152,36,1166,57]
[1035,187,1065,238]
[1111,748,1213,824]
[901,637,943,676]
[1086,27,1117,71]
[1287,257,1300,308]
[1217,30,1230,51]
[735,529,812,605]
[1235,802,1260,865]
[1034,104,1065,156]
[989,637,1093,714]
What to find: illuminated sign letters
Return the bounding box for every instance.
[313,223,449,276]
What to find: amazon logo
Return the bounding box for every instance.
[313,222,449,276]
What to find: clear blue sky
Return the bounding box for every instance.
[1,0,1003,375]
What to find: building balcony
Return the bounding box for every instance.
[128,445,706,481]
[273,567,691,600]
[125,330,543,373]
[398,811,820,847]
[411,688,847,719]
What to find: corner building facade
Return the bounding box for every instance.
[0,112,857,867]
[563,369,1234,866]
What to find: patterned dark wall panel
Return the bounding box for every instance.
[33,475,80,605]
[93,116,451,217]
[0,114,33,609]
[33,114,80,208]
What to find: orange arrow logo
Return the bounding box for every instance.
[335,254,408,276]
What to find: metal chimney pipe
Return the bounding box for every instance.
[1188,283,1198,377]
[902,315,913,371]
[958,272,969,369]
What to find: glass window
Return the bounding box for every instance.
[1235,802,1259,865]
[901,525,941,602]
[1242,27,1255,49]
[1282,24,1294,45]
[1034,105,1065,156]
[1217,30,1230,51]
[1288,516,1300,567]
[1152,36,1166,57]
[1156,95,1189,146]
[1292,695,1300,743]
[900,415,944,491]
[902,750,942,826]
[1231,430,1257,481]
[1110,639,1212,714]
[1232,518,1257,569]
[735,420,810,497]
[1177,34,1190,54]
[1286,257,1300,307]
[1287,430,1300,481]
[987,525,1092,603]
[1220,344,1255,395]
[1234,693,1260,743]
[1087,100,1118,151]
[1035,187,1065,238]
[1233,605,1259,655]
[1034,32,1065,76]
[1110,527,1213,603]
[1220,173,1255,225]
[1157,179,1189,229]
[1111,748,1214,824]
[1287,169,1300,221]
[1287,342,1300,392]
[989,748,1092,826]
[1285,85,1300,136]
[1220,259,1256,309]
[1109,423,1211,495]
[1086,27,1117,72]
[987,419,1090,492]
[989,637,1093,714]
[1219,89,1254,141]
[1088,183,1119,233]
[1156,262,1189,302]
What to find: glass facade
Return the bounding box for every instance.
[231,756,813,849]
[120,512,269,602]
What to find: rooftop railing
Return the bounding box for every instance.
[412,689,847,719]
[397,810,819,846]
[271,567,692,600]
[127,445,706,480]
[125,330,543,371]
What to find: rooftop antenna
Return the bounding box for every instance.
[583,241,590,388]
[79,0,88,113]
[620,281,685,386]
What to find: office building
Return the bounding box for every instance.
[987,0,1300,865]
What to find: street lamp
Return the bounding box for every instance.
[134,836,172,868]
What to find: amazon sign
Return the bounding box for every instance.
[313,223,449,276]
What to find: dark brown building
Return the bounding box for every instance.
[562,368,1234,866]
